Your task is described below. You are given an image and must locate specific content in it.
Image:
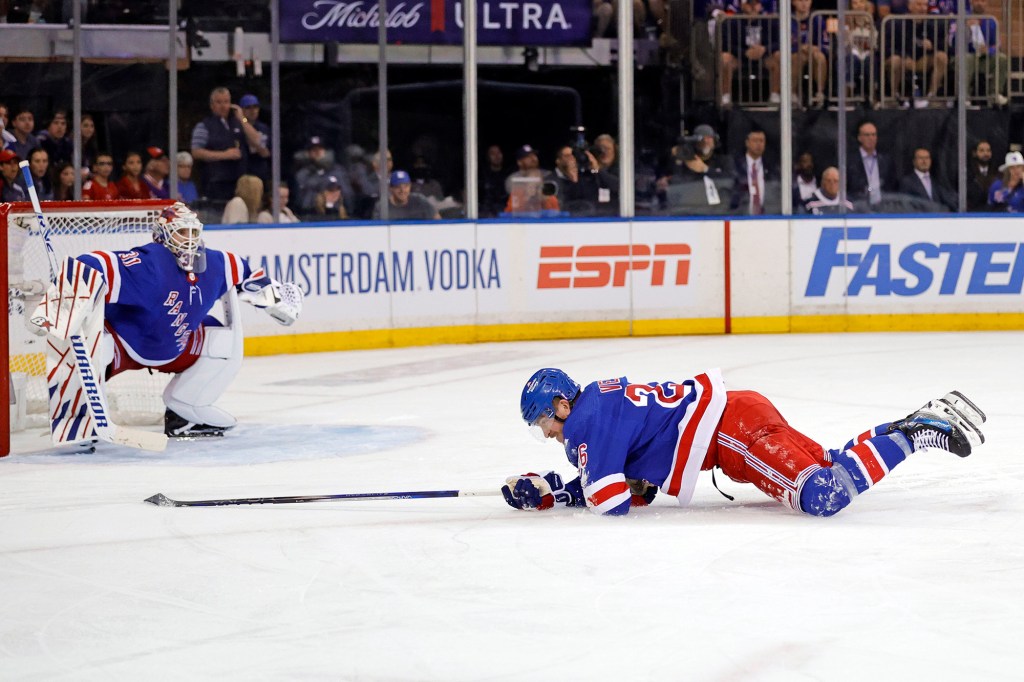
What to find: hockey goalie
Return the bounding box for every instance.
[30,202,303,445]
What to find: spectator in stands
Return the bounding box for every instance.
[553,144,609,216]
[78,113,99,180]
[730,129,778,215]
[37,109,72,167]
[967,140,1000,212]
[52,161,76,201]
[846,120,898,208]
[480,144,510,218]
[719,0,781,107]
[793,150,818,210]
[898,147,956,211]
[593,133,619,178]
[258,182,300,224]
[142,146,170,199]
[344,144,377,218]
[27,147,52,201]
[505,144,553,194]
[6,106,39,160]
[409,155,445,203]
[0,102,16,148]
[0,149,27,202]
[295,136,350,216]
[876,0,908,19]
[116,150,152,200]
[373,170,441,221]
[804,167,855,214]
[791,0,827,106]
[221,174,264,224]
[190,86,247,203]
[962,0,1008,107]
[842,0,879,103]
[239,93,272,184]
[988,152,1024,213]
[885,0,949,108]
[175,151,199,205]
[82,153,120,200]
[313,175,349,220]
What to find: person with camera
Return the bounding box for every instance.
[655,124,729,215]
[553,145,606,217]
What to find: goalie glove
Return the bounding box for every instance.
[29,257,105,340]
[501,471,586,511]
[237,270,304,326]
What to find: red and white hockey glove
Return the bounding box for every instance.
[501,471,586,511]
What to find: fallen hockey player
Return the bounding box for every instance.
[503,368,986,516]
[31,201,303,443]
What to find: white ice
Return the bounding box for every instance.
[2,331,1023,680]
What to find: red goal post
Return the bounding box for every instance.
[3,199,175,456]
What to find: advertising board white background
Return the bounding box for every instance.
[203,216,1024,347]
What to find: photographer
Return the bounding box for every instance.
[656,124,731,215]
[554,129,617,216]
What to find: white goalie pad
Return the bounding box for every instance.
[163,288,244,428]
[45,299,108,446]
[31,257,105,340]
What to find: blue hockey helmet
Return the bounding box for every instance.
[520,368,580,426]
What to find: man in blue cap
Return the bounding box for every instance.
[372,170,440,221]
[239,93,270,184]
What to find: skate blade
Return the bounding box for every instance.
[944,391,987,424]
[927,398,985,447]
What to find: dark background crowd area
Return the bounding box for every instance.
[2,0,1023,219]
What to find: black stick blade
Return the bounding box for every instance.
[144,493,179,507]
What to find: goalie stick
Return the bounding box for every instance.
[145,489,501,507]
[19,161,167,452]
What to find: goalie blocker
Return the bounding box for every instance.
[31,202,304,445]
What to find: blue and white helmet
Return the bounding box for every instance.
[520,368,580,426]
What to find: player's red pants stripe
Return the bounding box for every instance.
[588,481,630,508]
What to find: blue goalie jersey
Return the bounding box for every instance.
[563,369,727,515]
[78,243,251,365]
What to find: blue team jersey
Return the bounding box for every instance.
[78,243,250,365]
[563,369,727,515]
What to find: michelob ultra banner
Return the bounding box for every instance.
[279,0,593,46]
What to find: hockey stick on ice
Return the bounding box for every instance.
[19,161,167,452]
[145,489,501,507]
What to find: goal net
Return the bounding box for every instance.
[3,200,176,447]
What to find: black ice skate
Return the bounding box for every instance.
[164,409,232,438]
[889,391,986,458]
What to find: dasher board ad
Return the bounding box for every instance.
[792,218,1024,315]
[204,221,725,337]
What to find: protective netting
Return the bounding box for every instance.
[6,201,175,429]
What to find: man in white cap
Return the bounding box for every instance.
[988,151,1024,212]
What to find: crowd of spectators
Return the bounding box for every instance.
[2,81,1022,220]
[711,0,1011,109]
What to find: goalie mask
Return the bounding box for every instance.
[154,202,206,272]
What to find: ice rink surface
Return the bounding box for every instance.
[3,331,1023,681]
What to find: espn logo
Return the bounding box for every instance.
[537,244,691,289]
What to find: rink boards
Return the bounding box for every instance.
[201,215,1024,355]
